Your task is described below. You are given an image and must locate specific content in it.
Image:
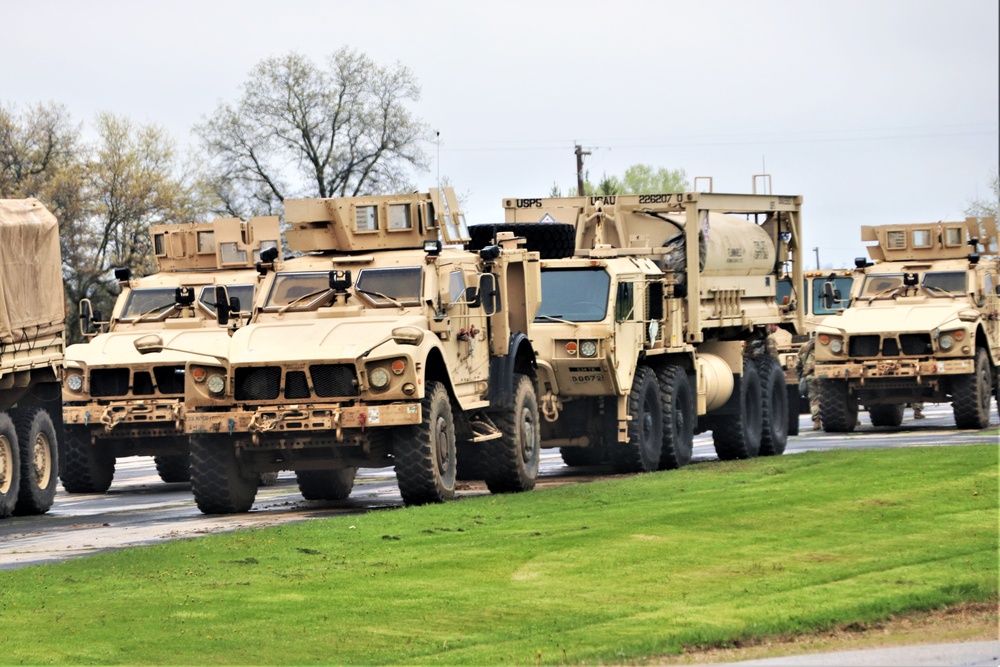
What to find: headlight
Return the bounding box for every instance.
[66,374,84,392]
[580,340,598,358]
[207,374,226,395]
[938,335,954,351]
[370,368,390,389]
[830,340,844,354]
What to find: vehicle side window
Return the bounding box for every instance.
[615,282,634,322]
[449,270,466,303]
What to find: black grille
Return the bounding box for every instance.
[849,335,880,357]
[881,338,900,356]
[900,334,932,356]
[153,366,185,395]
[235,367,281,401]
[90,368,130,397]
[133,371,155,395]
[285,371,310,399]
[310,364,359,397]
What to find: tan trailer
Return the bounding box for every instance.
[0,199,65,518]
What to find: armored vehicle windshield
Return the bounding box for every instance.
[535,268,610,322]
[120,284,254,321]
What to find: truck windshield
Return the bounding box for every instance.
[264,272,331,310]
[536,268,610,322]
[355,267,422,307]
[859,274,904,298]
[199,284,254,315]
[921,271,966,295]
[120,288,178,320]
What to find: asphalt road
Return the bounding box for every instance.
[0,402,995,571]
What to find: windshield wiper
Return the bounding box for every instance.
[134,303,178,322]
[355,288,405,308]
[535,314,577,325]
[278,289,332,314]
[920,284,954,297]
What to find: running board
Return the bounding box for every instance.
[468,412,503,442]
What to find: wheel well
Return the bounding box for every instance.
[974,327,993,365]
[423,348,455,397]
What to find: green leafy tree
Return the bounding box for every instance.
[965,172,999,219]
[575,164,688,196]
[195,49,428,218]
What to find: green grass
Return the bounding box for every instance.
[0,445,996,665]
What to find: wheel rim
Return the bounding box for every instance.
[434,415,451,476]
[32,431,52,488]
[519,406,537,465]
[0,435,11,494]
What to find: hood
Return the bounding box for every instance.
[820,300,973,335]
[228,315,428,365]
[65,328,233,368]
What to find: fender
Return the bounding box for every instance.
[487,332,536,411]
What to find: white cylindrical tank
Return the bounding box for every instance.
[661,212,775,277]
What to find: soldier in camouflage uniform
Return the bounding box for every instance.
[797,338,821,430]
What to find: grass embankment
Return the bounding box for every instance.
[0,445,996,665]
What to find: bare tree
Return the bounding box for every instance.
[195,49,429,217]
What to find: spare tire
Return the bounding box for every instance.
[468,223,576,259]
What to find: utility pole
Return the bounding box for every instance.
[575,144,591,196]
[813,247,820,271]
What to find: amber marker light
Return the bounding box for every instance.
[191,367,208,383]
[565,341,578,355]
[818,334,831,345]
[391,360,406,375]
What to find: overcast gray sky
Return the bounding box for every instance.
[3,0,997,268]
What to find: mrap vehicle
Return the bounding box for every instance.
[488,190,804,472]
[61,217,280,492]
[813,217,999,431]
[151,189,543,514]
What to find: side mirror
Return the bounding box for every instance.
[391,326,424,346]
[822,281,837,310]
[79,298,94,336]
[215,285,231,326]
[479,273,500,315]
[134,334,165,355]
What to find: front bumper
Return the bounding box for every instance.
[64,400,184,437]
[185,401,422,439]
[814,356,974,381]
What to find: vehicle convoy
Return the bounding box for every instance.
[773,268,855,425]
[813,217,999,431]
[60,217,281,493]
[0,199,65,519]
[157,189,543,514]
[487,190,804,472]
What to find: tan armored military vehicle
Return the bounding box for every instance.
[491,191,804,472]
[0,199,65,518]
[152,189,542,514]
[813,218,999,431]
[61,217,280,492]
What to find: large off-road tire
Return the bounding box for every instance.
[869,404,905,428]
[656,364,694,470]
[468,222,576,259]
[296,467,357,501]
[393,381,456,505]
[952,348,992,430]
[818,379,858,433]
[189,434,258,514]
[756,356,789,457]
[713,359,763,460]
[481,374,540,494]
[154,454,191,484]
[59,424,115,494]
[0,413,20,519]
[610,366,663,473]
[787,383,801,436]
[12,408,59,515]
[559,398,614,467]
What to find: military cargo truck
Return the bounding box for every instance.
[774,268,855,426]
[61,217,280,492]
[152,189,542,514]
[813,218,999,431]
[492,191,804,472]
[0,199,65,518]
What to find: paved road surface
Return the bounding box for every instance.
[0,403,994,570]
